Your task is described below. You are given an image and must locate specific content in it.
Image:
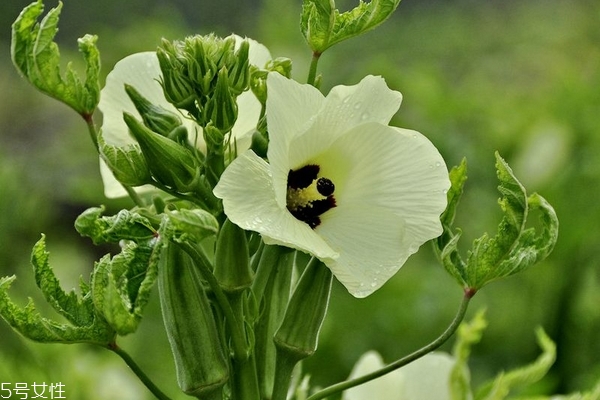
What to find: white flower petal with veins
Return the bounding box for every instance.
[215,73,450,297]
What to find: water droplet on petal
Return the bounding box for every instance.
[435,162,441,167]
[361,112,370,120]
[370,281,378,288]
[353,102,362,110]
[443,189,448,194]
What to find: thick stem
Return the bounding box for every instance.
[108,342,172,400]
[271,347,299,400]
[306,289,474,400]
[231,354,260,400]
[307,51,321,87]
[83,112,99,152]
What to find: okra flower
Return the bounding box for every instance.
[214,73,450,297]
[99,36,271,198]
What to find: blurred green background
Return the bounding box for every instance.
[1,0,599,398]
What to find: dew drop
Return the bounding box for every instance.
[353,102,362,110]
[342,96,351,104]
[370,281,378,288]
[435,162,441,167]
[443,189,448,194]
[361,112,370,120]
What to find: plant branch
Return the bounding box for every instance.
[306,289,474,400]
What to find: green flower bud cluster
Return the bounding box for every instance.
[157,34,251,131]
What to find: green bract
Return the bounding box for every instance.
[301,0,401,54]
[435,153,559,292]
[11,0,100,116]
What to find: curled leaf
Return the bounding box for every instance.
[301,0,401,54]
[435,153,559,291]
[11,0,100,116]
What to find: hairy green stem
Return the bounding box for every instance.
[108,342,172,400]
[307,51,321,87]
[306,289,474,400]
[83,112,99,152]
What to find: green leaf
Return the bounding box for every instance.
[162,208,220,244]
[75,206,156,245]
[11,0,101,116]
[301,0,401,54]
[475,328,556,400]
[31,235,94,327]
[434,153,559,291]
[91,237,162,335]
[0,238,114,345]
[435,158,468,286]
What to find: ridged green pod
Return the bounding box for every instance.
[158,241,229,399]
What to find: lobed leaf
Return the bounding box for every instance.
[74,206,156,245]
[31,235,94,326]
[301,0,401,54]
[0,254,114,345]
[11,0,100,116]
[434,153,559,291]
[91,237,162,335]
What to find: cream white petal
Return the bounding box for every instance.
[343,351,456,400]
[316,202,407,297]
[231,36,272,152]
[99,52,174,147]
[399,353,456,400]
[343,351,404,400]
[214,150,338,261]
[245,37,272,67]
[286,75,403,171]
[266,73,325,207]
[313,122,450,253]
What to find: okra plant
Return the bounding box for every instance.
[1,0,567,399]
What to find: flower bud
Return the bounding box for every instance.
[156,41,197,112]
[124,84,185,138]
[204,68,238,132]
[249,66,268,105]
[266,57,292,78]
[123,112,200,192]
[228,39,250,95]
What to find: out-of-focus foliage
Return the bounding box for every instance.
[1,0,599,398]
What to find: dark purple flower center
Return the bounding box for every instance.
[286,164,337,229]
